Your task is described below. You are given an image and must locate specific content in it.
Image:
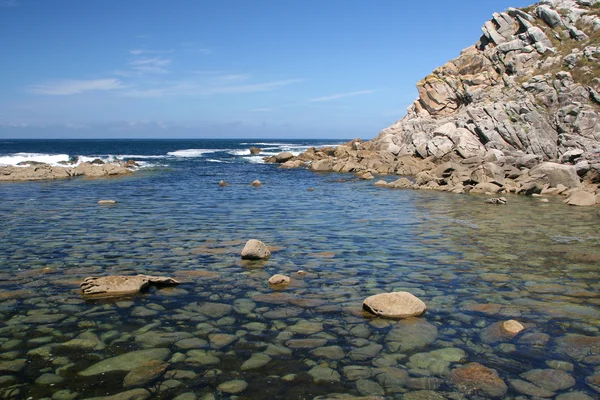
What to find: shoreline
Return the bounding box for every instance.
[0,160,136,182]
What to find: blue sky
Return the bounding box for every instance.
[0,0,534,139]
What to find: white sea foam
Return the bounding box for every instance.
[0,153,71,166]
[229,149,251,156]
[167,149,217,157]
[246,156,265,164]
[115,154,167,159]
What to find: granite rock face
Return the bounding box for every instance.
[372,0,600,167]
[266,0,600,206]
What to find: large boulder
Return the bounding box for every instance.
[565,190,597,206]
[363,292,426,319]
[530,162,580,188]
[241,239,271,260]
[275,152,294,163]
[80,275,180,298]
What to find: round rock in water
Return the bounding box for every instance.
[251,179,262,187]
[269,274,290,286]
[241,239,271,260]
[362,292,426,318]
[503,320,524,335]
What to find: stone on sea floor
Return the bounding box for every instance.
[449,362,508,398]
[555,334,600,363]
[251,179,262,187]
[288,320,323,335]
[308,365,341,383]
[240,239,271,260]
[586,373,600,393]
[374,367,409,393]
[35,373,63,385]
[240,353,271,370]
[135,331,193,348]
[310,345,345,360]
[123,360,168,388]
[268,274,290,286]
[85,388,151,400]
[209,333,237,349]
[0,359,26,373]
[80,275,180,298]
[362,291,426,318]
[385,318,438,352]
[79,348,170,376]
[520,368,575,392]
[408,348,467,376]
[479,320,525,344]
[98,199,117,204]
[556,393,596,400]
[217,379,248,394]
[62,331,104,350]
[509,379,554,397]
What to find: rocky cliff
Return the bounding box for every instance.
[265,0,600,206]
[371,0,600,169]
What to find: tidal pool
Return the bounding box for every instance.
[0,163,599,400]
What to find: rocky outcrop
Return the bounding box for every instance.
[0,161,134,182]
[264,0,600,206]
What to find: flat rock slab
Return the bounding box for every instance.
[81,275,180,298]
[363,292,426,318]
[79,348,170,376]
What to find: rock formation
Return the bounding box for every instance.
[80,275,180,298]
[266,0,600,206]
[0,161,134,182]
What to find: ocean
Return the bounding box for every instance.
[1,139,599,399]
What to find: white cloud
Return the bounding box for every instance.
[28,79,125,95]
[130,57,171,74]
[308,90,375,102]
[122,78,302,98]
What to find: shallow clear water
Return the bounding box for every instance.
[0,140,599,399]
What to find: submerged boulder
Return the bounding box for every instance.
[268,274,290,286]
[363,292,426,319]
[80,275,180,298]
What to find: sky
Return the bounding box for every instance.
[0,0,535,139]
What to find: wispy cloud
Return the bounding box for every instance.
[28,78,125,95]
[129,49,173,56]
[130,57,171,74]
[123,78,302,98]
[308,90,375,102]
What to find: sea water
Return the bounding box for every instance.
[0,139,599,399]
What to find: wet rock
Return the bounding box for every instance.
[135,331,193,348]
[81,275,180,298]
[35,373,63,385]
[386,318,438,352]
[123,360,168,388]
[408,348,467,376]
[185,350,220,366]
[343,366,372,381]
[521,368,575,392]
[518,332,550,346]
[585,373,600,393]
[509,379,554,397]
[479,320,524,343]
[349,343,382,361]
[402,391,446,400]
[251,179,262,187]
[545,359,574,372]
[308,365,341,383]
[288,321,323,335]
[449,362,508,398]
[218,180,228,187]
[556,334,600,363]
[268,274,290,286]
[98,199,117,205]
[79,348,170,376]
[374,367,409,393]
[197,302,232,317]
[175,338,208,350]
[356,379,384,396]
[556,393,596,400]
[51,389,79,400]
[241,353,271,370]
[310,345,345,360]
[249,147,262,155]
[208,333,237,349]
[85,388,151,400]
[362,292,426,318]
[218,379,248,394]
[62,331,104,350]
[240,239,271,260]
[0,359,26,373]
